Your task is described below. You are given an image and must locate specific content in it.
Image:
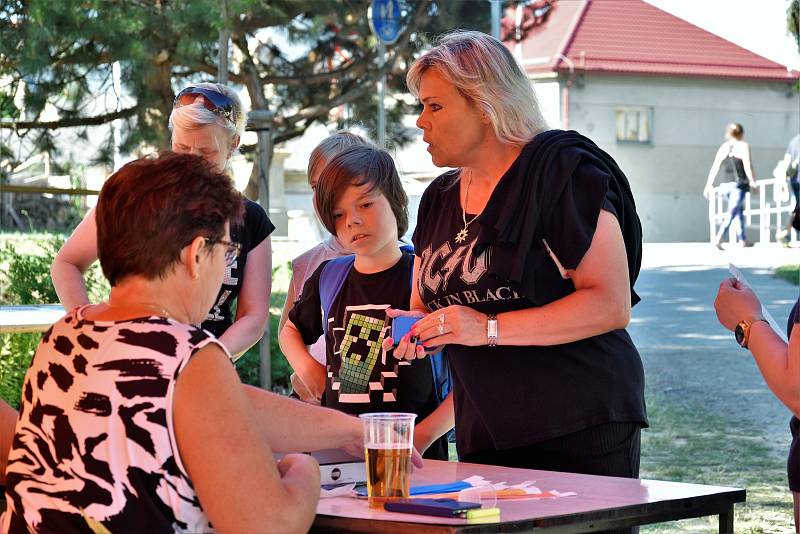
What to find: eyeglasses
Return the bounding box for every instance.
[174,86,236,125]
[205,237,241,266]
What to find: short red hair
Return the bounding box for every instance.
[96,152,244,285]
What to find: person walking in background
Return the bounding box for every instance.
[777,133,800,245]
[390,31,647,502]
[713,278,800,530]
[51,83,273,360]
[703,122,758,249]
[279,131,373,402]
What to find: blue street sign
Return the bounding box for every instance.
[369,0,402,44]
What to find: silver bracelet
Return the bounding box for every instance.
[487,314,498,347]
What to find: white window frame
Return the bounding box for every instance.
[615,106,653,144]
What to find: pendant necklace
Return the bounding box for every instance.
[455,169,479,244]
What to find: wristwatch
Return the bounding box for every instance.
[487,314,498,347]
[734,317,767,349]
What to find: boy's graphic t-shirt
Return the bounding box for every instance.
[289,251,447,460]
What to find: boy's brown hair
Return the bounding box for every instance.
[315,146,408,238]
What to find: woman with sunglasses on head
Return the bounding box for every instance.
[51,83,274,359]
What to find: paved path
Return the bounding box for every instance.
[632,243,797,446]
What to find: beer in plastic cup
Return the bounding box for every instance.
[359,412,416,507]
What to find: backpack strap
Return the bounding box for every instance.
[319,255,355,336]
[401,243,452,404]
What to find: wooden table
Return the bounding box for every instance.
[0,305,65,334]
[313,460,745,533]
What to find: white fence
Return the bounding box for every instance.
[708,178,797,244]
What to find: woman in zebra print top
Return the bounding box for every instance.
[3,152,365,533]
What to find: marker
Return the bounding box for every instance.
[460,507,501,519]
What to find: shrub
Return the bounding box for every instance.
[234,261,292,392]
[0,234,294,406]
[0,235,109,408]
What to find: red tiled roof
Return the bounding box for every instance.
[511,0,799,82]
[513,0,588,75]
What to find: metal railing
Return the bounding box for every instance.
[708,178,797,244]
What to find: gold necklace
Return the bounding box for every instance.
[455,169,480,244]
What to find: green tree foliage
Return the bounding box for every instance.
[1,0,226,165]
[1,0,489,177]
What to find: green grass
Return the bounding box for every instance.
[640,390,794,533]
[775,265,800,286]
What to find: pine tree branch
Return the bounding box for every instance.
[0,105,140,130]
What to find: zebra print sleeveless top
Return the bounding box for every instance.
[3,306,227,533]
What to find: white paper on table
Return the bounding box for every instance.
[462,475,577,499]
[729,263,789,343]
[320,482,356,498]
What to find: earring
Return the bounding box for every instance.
[193,272,200,280]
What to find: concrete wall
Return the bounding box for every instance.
[561,74,799,242]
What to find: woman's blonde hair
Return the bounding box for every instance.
[407,30,547,146]
[168,82,247,139]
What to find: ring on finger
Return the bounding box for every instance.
[438,323,445,335]
[438,314,445,325]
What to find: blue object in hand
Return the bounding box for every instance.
[391,316,421,346]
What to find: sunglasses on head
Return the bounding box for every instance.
[173,86,236,125]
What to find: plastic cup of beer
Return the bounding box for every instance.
[359,412,416,507]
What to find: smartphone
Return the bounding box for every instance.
[391,316,421,346]
[384,498,481,517]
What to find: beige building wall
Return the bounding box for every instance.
[556,74,799,242]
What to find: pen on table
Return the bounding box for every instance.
[459,507,501,519]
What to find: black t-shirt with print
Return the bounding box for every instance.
[413,168,647,457]
[202,200,274,337]
[288,251,448,460]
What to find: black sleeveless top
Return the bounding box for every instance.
[720,143,748,191]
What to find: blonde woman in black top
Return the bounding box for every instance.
[387,32,647,493]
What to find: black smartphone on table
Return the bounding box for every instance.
[384,498,481,517]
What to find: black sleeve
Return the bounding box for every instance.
[245,200,275,249]
[542,160,611,271]
[287,261,326,345]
